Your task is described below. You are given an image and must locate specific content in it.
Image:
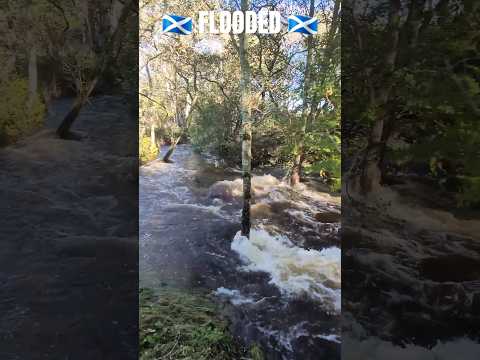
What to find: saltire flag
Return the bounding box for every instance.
[162,14,193,35]
[288,15,318,35]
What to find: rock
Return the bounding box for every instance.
[314,212,341,223]
[251,203,273,219]
[208,175,282,202]
[252,174,280,187]
[208,180,243,202]
[269,201,294,213]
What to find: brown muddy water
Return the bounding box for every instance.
[140,145,341,359]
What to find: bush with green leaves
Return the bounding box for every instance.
[189,100,240,163]
[139,136,158,165]
[0,77,45,146]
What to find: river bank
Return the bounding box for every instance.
[140,287,265,360]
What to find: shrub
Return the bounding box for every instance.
[0,77,45,146]
[458,176,480,208]
[139,136,158,165]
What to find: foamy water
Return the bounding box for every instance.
[141,146,341,356]
[214,287,258,305]
[231,228,341,313]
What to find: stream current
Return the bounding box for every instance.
[140,145,341,359]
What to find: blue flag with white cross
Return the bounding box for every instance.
[162,14,193,35]
[288,15,318,35]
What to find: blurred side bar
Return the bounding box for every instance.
[0,1,139,359]
[342,0,480,358]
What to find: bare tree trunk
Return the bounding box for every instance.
[290,152,304,187]
[162,136,181,163]
[162,94,197,162]
[239,0,252,237]
[77,0,92,46]
[27,38,38,109]
[150,123,156,147]
[110,0,124,34]
[290,0,315,187]
[56,78,98,138]
[358,114,385,193]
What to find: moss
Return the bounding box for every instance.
[140,287,256,360]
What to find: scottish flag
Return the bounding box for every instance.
[162,14,192,35]
[288,15,318,35]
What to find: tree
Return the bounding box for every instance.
[344,0,480,205]
[238,0,253,237]
[162,63,198,162]
[139,0,342,220]
[56,0,136,139]
[290,0,316,186]
[289,0,341,187]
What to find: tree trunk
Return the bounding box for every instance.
[290,152,304,187]
[27,41,38,109]
[358,116,385,194]
[56,78,98,138]
[290,0,315,187]
[79,0,93,46]
[238,0,253,237]
[150,123,156,147]
[44,69,59,109]
[110,0,124,35]
[56,99,84,139]
[56,0,134,139]
[162,94,197,163]
[357,0,401,194]
[162,136,181,163]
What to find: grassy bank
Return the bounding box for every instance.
[140,287,264,360]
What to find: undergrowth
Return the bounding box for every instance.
[139,136,158,165]
[140,287,264,360]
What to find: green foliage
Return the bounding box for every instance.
[141,0,341,187]
[307,155,341,192]
[189,102,225,150]
[249,343,265,360]
[139,136,158,165]
[458,177,480,207]
[140,287,251,360]
[343,0,479,207]
[189,100,240,163]
[0,77,45,146]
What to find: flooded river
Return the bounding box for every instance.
[139,145,341,359]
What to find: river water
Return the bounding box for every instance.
[139,145,341,359]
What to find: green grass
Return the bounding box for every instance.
[140,287,264,360]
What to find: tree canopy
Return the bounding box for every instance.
[139,0,341,190]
